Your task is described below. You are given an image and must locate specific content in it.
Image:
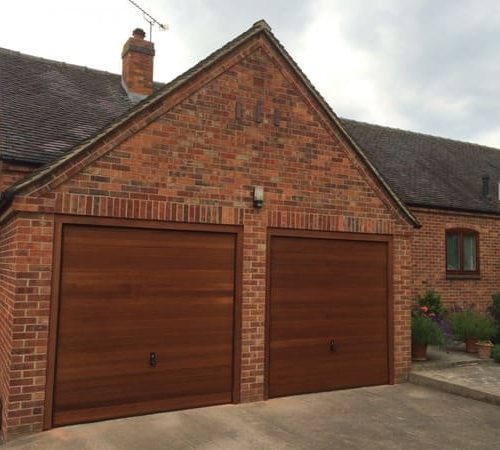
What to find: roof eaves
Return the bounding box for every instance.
[407,202,500,217]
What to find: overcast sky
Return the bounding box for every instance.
[2,0,500,147]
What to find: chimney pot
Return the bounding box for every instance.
[132,28,146,40]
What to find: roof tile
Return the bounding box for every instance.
[341,119,500,214]
[1,33,499,215]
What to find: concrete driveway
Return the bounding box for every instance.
[4,384,500,449]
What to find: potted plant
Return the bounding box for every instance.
[416,289,446,317]
[487,293,500,344]
[449,310,497,353]
[492,345,500,364]
[476,341,494,359]
[411,308,444,360]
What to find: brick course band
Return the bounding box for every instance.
[122,43,155,57]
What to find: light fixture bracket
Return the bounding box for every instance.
[253,186,264,209]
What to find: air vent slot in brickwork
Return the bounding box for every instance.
[273,109,281,126]
[235,101,243,120]
[255,101,263,123]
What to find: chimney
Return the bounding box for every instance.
[482,175,490,199]
[121,28,155,102]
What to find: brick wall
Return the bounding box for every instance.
[0,161,38,192]
[411,207,500,312]
[0,34,414,439]
[0,215,53,441]
[393,226,414,378]
[0,216,16,442]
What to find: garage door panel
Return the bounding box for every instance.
[271,301,387,315]
[62,276,235,299]
[270,284,387,300]
[57,330,234,362]
[271,313,388,338]
[58,300,234,323]
[56,370,234,408]
[62,273,235,292]
[53,224,237,426]
[270,359,388,397]
[57,341,234,371]
[55,391,233,428]
[57,300,234,326]
[57,365,233,404]
[62,256,235,275]
[269,234,389,398]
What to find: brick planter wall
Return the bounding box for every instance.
[0,34,414,440]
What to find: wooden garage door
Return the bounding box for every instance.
[53,225,237,426]
[268,234,389,398]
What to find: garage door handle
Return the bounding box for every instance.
[329,339,337,352]
[149,352,157,367]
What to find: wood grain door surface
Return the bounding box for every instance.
[269,235,389,398]
[53,225,236,426]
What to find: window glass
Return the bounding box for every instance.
[463,234,477,271]
[446,233,460,270]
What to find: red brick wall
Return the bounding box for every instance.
[0,34,414,439]
[0,217,16,442]
[393,226,413,378]
[411,207,500,312]
[0,215,53,441]
[0,162,38,192]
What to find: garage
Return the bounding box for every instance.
[51,223,239,427]
[268,232,390,398]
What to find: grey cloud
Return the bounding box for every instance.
[329,0,500,145]
[163,0,312,57]
[156,0,500,146]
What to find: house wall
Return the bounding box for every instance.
[0,215,53,441]
[411,207,500,312]
[0,37,414,440]
[0,217,16,441]
[0,162,39,192]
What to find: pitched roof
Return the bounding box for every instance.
[0,21,418,226]
[342,119,500,215]
[0,47,133,164]
[3,24,499,217]
[0,47,165,165]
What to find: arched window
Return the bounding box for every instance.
[446,229,479,277]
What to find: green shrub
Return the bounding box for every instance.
[492,345,500,364]
[417,289,446,316]
[487,293,500,344]
[449,311,498,342]
[412,315,444,345]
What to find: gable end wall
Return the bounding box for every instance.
[0,38,414,440]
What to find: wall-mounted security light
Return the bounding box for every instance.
[253,186,264,209]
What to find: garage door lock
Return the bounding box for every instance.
[149,352,157,367]
[329,339,337,352]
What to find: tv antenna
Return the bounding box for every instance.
[127,0,168,41]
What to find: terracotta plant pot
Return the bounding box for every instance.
[476,341,494,359]
[465,338,478,353]
[412,342,428,361]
